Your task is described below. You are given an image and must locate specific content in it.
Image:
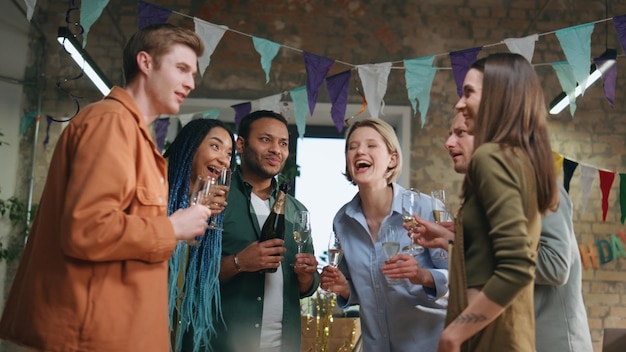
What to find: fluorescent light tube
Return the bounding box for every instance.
[57,27,112,96]
[549,59,615,115]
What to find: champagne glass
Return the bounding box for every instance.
[188,175,215,246]
[380,226,402,285]
[431,190,452,223]
[293,210,311,265]
[324,231,343,296]
[327,231,343,268]
[401,189,424,254]
[207,168,232,230]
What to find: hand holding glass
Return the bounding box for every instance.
[292,211,311,266]
[401,189,424,254]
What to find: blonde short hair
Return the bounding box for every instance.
[344,117,402,185]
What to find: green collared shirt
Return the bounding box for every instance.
[210,167,319,352]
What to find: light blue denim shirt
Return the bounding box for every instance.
[334,183,448,352]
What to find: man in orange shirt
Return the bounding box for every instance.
[0,24,210,352]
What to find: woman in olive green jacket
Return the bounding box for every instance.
[439,53,559,352]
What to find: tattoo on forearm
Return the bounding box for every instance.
[452,312,487,325]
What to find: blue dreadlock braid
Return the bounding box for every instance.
[165,118,236,352]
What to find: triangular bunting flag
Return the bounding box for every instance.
[503,34,538,63]
[325,70,351,133]
[563,158,579,193]
[551,61,577,117]
[552,151,564,175]
[177,113,195,127]
[620,173,626,224]
[252,37,281,84]
[20,112,38,136]
[80,0,110,47]
[303,52,335,116]
[449,47,482,97]
[137,0,172,29]
[194,18,228,77]
[612,14,626,54]
[593,50,617,108]
[290,86,308,139]
[357,62,392,119]
[231,102,251,129]
[599,169,616,222]
[154,117,170,153]
[259,93,282,114]
[201,108,220,119]
[24,0,36,21]
[404,56,437,128]
[580,164,597,213]
[555,23,594,95]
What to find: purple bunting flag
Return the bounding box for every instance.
[613,14,626,54]
[303,52,335,116]
[137,1,172,29]
[594,50,617,108]
[325,70,351,133]
[563,158,579,193]
[450,47,482,97]
[232,102,252,129]
[154,117,170,153]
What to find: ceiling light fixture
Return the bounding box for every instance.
[56,27,112,96]
[548,55,616,115]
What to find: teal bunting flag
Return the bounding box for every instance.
[201,109,221,119]
[290,86,308,139]
[404,56,437,128]
[555,23,594,95]
[20,112,38,136]
[551,61,578,117]
[80,0,110,47]
[252,37,281,84]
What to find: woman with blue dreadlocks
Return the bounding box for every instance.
[164,118,236,352]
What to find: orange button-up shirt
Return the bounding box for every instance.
[0,87,178,352]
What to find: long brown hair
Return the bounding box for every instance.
[465,53,558,213]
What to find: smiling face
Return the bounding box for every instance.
[190,126,233,183]
[144,43,198,117]
[346,126,398,188]
[455,67,483,133]
[445,113,474,174]
[237,117,289,180]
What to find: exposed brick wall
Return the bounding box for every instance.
[9,0,626,351]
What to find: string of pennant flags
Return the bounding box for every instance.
[553,152,626,225]
[49,0,626,133]
[19,0,626,224]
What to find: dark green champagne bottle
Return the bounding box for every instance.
[259,182,290,273]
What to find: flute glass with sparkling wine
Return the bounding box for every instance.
[207,168,232,230]
[188,175,216,246]
[431,189,452,223]
[292,210,311,265]
[401,189,424,254]
[323,231,343,296]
